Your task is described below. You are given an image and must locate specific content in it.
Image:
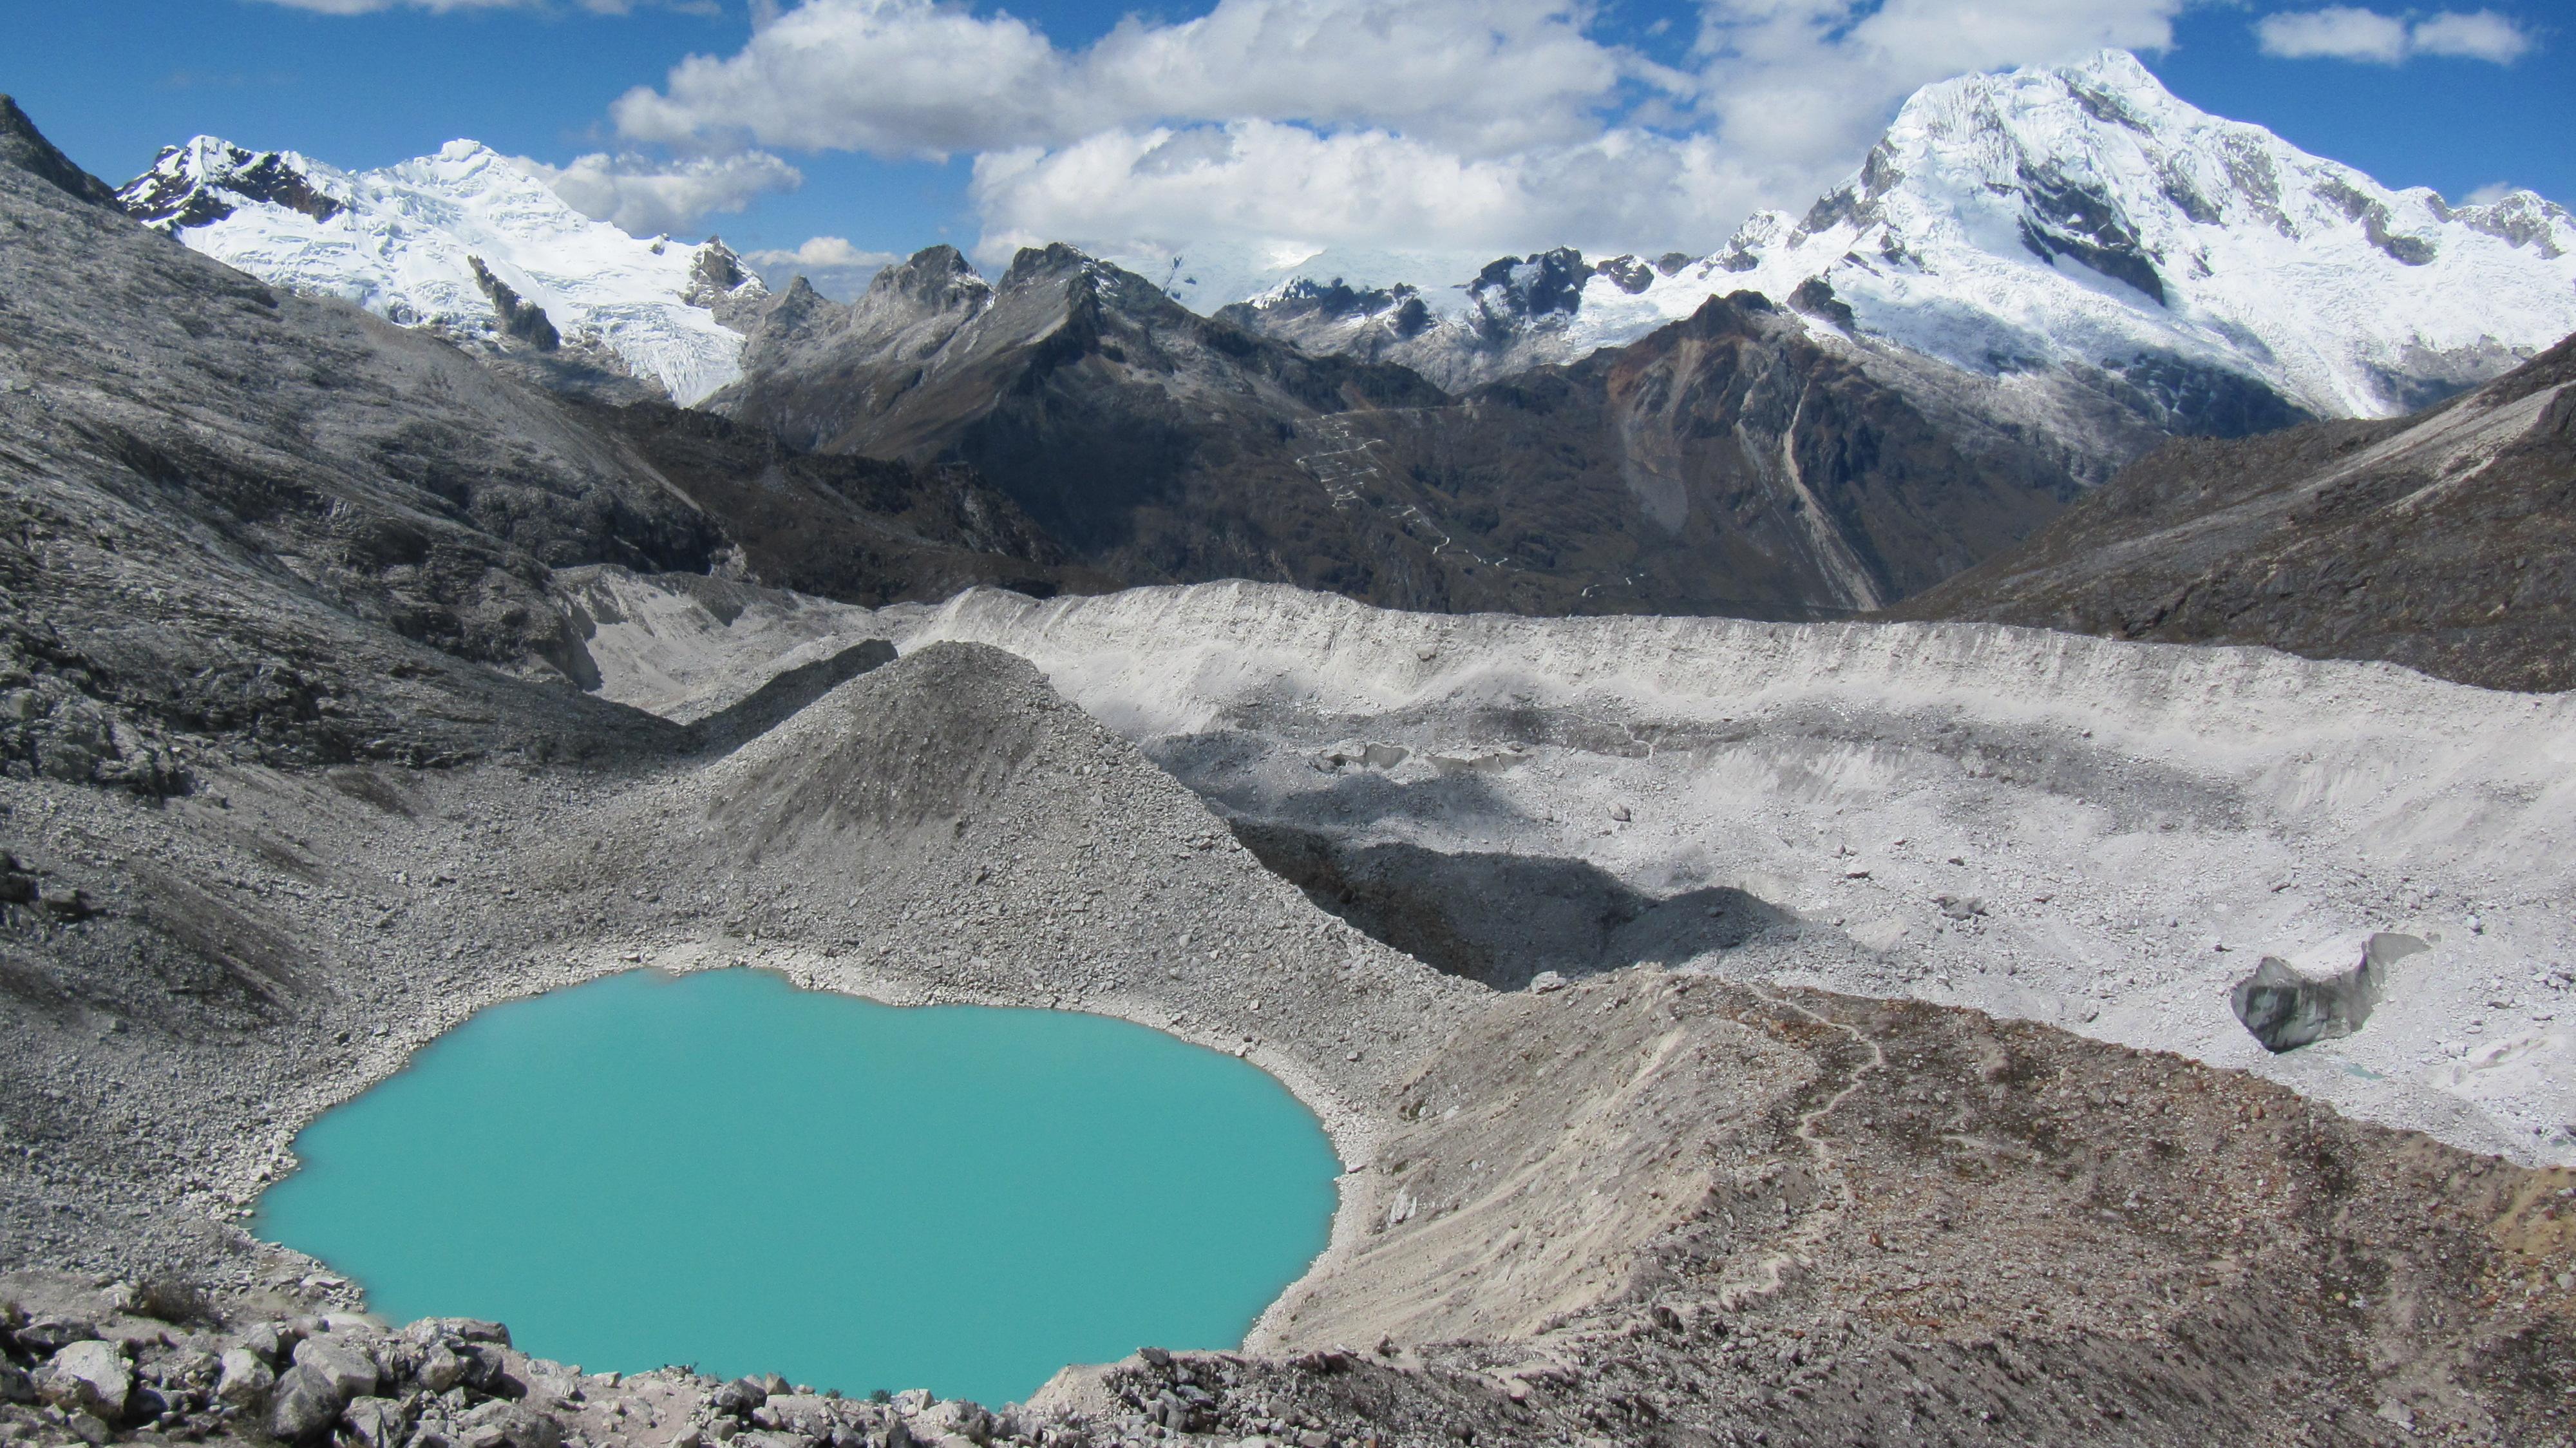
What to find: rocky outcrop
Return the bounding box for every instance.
[1891,330,2576,690]
[466,257,562,352]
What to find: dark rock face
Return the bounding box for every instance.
[576,401,1110,606]
[466,256,561,352]
[2101,350,2313,439]
[1466,247,1589,329]
[1788,276,1857,330]
[1329,292,2080,616]
[1892,330,2576,691]
[2014,164,2166,305]
[0,96,119,209]
[117,144,344,231]
[723,256,2078,618]
[716,243,1469,608]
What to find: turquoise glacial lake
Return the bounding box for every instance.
[256,969,1341,1407]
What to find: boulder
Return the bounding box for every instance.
[216,1346,276,1407]
[415,1318,512,1347]
[237,1321,292,1365]
[459,1398,564,1448]
[292,1334,384,1401]
[269,1362,346,1443]
[764,1395,842,1438]
[415,1344,466,1393]
[0,1362,37,1404]
[919,1400,992,1445]
[457,1342,522,1396]
[41,1340,133,1421]
[344,1393,412,1448]
[17,1317,100,1356]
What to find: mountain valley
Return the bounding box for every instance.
[0,30,2573,1448]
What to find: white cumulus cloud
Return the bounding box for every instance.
[612,0,1647,158]
[741,236,907,300]
[517,150,802,236]
[612,0,2217,270]
[971,122,1752,264]
[743,236,902,269]
[2255,7,2536,65]
[2407,8,2539,62]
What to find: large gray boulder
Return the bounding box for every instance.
[458,1398,564,1448]
[268,1363,350,1443]
[215,1346,275,1407]
[343,1394,412,1448]
[40,1340,131,1421]
[761,1395,842,1439]
[414,1344,466,1393]
[292,1334,384,1401]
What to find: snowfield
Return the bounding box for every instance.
[1213,51,2576,415]
[118,137,764,405]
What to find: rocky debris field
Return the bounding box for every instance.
[890,579,2576,1166]
[6,631,2576,1445]
[0,1272,1077,1448]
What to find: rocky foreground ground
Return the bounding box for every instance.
[4,641,2574,1447]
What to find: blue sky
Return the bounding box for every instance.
[10,1,2569,281]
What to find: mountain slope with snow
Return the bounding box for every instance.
[1221,51,2576,448]
[117,137,765,405]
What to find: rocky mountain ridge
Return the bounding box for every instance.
[1218,50,2575,479]
[0,96,1086,788]
[714,248,2083,617]
[1892,330,2576,691]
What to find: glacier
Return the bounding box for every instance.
[117,137,766,406]
[1214,50,2576,419]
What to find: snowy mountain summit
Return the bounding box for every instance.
[118,137,765,405]
[1732,48,2576,415]
[1229,50,2576,439]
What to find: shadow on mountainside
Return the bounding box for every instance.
[1228,817,1795,989]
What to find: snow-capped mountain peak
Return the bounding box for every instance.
[1721,46,2576,417]
[117,137,766,405]
[1220,49,2576,437]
